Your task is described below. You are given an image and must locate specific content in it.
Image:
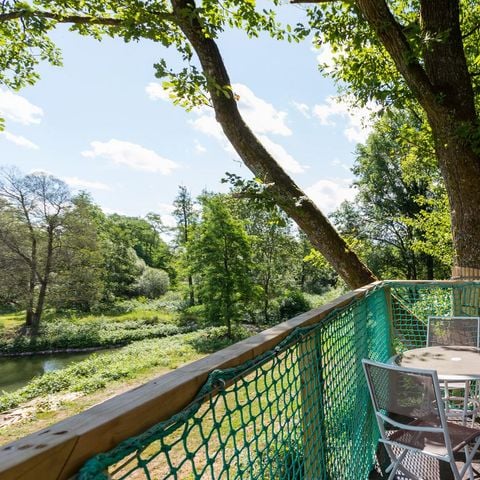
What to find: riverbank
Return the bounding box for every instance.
[0,326,249,445]
[0,304,196,356]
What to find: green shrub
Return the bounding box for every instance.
[135,267,170,298]
[278,291,312,320]
[0,318,192,354]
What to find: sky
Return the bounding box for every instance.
[0,3,376,229]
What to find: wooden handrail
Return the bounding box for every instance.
[0,282,381,480]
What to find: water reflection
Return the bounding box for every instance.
[0,350,106,393]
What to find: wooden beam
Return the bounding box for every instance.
[0,282,379,480]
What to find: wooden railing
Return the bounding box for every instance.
[0,282,382,480]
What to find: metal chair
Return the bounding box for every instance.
[363,359,480,480]
[427,316,480,349]
[427,316,480,425]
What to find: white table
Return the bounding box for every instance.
[396,346,480,381]
[395,345,480,424]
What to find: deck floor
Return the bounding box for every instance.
[369,443,480,479]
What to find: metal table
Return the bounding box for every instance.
[395,346,480,425]
[396,346,480,381]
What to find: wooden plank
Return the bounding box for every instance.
[385,279,480,285]
[0,282,377,480]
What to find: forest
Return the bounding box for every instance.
[0,105,454,338]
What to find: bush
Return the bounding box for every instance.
[0,318,192,354]
[0,327,248,412]
[278,291,312,320]
[135,267,170,298]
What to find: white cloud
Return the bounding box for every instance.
[312,95,379,144]
[0,89,43,125]
[148,81,304,172]
[147,81,291,138]
[332,158,351,172]
[190,111,224,141]
[258,135,306,174]
[194,140,207,154]
[305,178,356,213]
[232,83,291,136]
[145,82,173,102]
[315,43,339,75]
[156,203,176,228]
[63,176,111,191]
[292,101,311,118]
[0,131,39,149]
[102,206,127,216]
[82,139,179,174]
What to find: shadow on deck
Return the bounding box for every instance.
[369,443,480,479]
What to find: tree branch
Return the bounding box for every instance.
[171,0,377,288]
[0,9,175,26]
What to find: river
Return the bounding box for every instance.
[0,350,108,393]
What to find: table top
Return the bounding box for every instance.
[396,345,480,381]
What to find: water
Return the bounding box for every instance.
[0,350,107,393]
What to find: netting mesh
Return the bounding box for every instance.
[79,288,390,480]
[390,282,480,352]
[78,282,480,480]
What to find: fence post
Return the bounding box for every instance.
[383,285,395,358]
[299,329,326,480]
[451,268,480,316]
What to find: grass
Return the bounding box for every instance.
[0,294,190,354]
[0,326,250,414]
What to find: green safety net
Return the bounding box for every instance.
[389,282,480,352]
[79,287,390,480]
[78,282,480,480]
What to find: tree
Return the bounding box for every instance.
[297,0,480,277]
[234,198,301,323]
[107,214,171,272]
[49,193,105,311]
[0,0,376,289]
[331,111,452,280]
[134,266,170,298]
[0,169,71,330]
[191,195,253,337]
[172,186,197,305]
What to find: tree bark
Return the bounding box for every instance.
[171,0,377,289]
[32,227,54,330]
[355,0,480,274]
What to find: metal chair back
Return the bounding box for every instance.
[426,316,480,348]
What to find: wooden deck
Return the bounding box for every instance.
[369,443,480,479]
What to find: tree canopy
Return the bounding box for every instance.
[2,0,480,284]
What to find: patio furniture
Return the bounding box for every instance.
[427,316,480,348]
[363,359,480,480]
[426,316,480,425]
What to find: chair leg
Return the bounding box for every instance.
[459,436,480,479]
[450,460,463,480]
[461,445,476,480]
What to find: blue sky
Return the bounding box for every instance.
[0,4,375,228]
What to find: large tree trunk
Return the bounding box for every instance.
[25,235,37,330]
[420,0,480,274]
[171,0,377,289]
[356,0,480,277]
[32,228,54,331]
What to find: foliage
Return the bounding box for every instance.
[278,290,312,321]
[190,194,254,336]
[0,327,248,412]
[0,316,190,354]
[49,193,105,311]
[172,185,197,305]
[0,169,72,328]
[331,111,452,280]
[134,267,170,298]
